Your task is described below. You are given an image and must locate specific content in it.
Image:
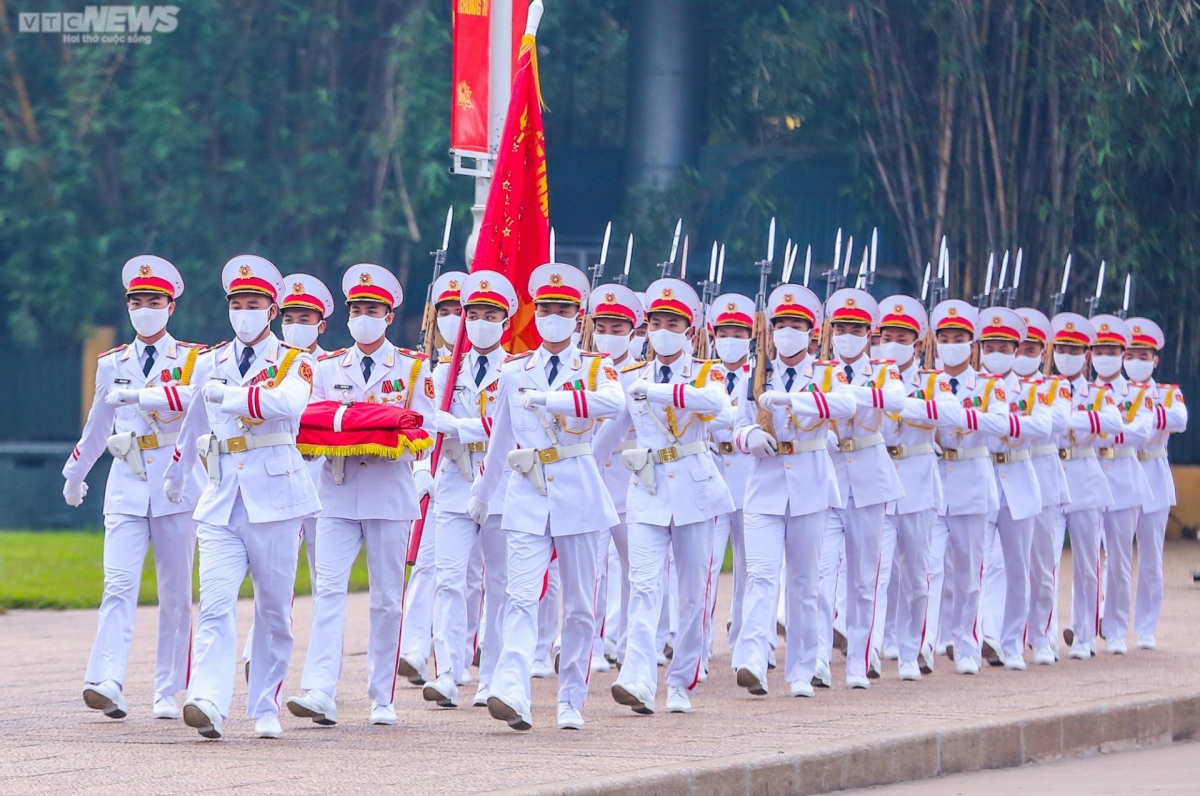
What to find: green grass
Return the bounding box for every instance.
[0,530,370,611]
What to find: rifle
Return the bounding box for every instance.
[1086,260,1105,318]
[694,241,720,358]
[1119,274,1132,320]
[580,221,612,352]
[819,228,846,361]
[1046,253,1071,373]
[617,233,633,286]
[419,207,454,359]
[658,218,682,279]
[924,238,949,369]
[752,218,776,431]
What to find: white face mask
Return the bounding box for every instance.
[593,332,631,360]
[229,308,271,344]
[832,332,869,361]
[1013,354,1042,377]
[715,336,751,363]
[1092,354,1123,380]
[348,314,388,346]
[282,322,320,349]
[1124,358,1155,383]
[571,331,582,347]
[466,318,505,350]
[648,328,688,357]
[437,314,461,346]
[629,335,647,360]
[938,342,973,368]
[870,344,882,360]
[535,312,576,344]
[878,341,915,366]
[1053,352,1086,377]
[129,306,169,338]
[981,351,1015,375]
[772,328,810,358]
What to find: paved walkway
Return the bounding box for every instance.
[2,542,1199,795]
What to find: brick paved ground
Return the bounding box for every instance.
[2,542,1198,796]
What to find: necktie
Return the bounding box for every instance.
[726,371,737,395]
[1070,382,1076,397]
[143,344,157,377]
[949,377,959,396]
[658,365,672,384]
[362,355,374,383]
[547,354,560,384]
[844,364,854,384]
[784,367,797,392]
[238,346,255,377]
[474,356,488,387]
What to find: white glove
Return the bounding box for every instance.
[62,480,88,507]
[467,495,489,525]
[627,380,650,400]
[164,479,186,504]
[519,390,547,410]
[414,468,435,500]
[744,427,778,458]
[104,389,140,407]
[434,410,461,437]
[202,380,226,404]
[757,391,792,411]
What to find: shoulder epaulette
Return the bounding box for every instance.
[438,355,452,364]
[503,351,534,363]
[318,348,346,361]
[97,343,128,358]
[178,341,205,348]
[199,341,229,354]
[980,371,998,379]
[1020,376,1043,385]
[280,341,307,351]
[815,359,839,367]
[871,358,896,365]
[919,368,940,374]
[620,360,646,373]
[397,347,429,360]
[580,350,602,357]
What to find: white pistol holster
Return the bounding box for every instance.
[620,447,656,495]
[508,448,546,495]
[105,432,147,481]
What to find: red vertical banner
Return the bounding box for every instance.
[450,0,491,153]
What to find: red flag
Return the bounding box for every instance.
[469,31,549,353]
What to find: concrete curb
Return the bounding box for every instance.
[492,686,1200,796]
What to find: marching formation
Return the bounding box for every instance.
[65,236,1187,739]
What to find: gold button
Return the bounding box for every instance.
[1000,473,1006,479]
[605,461,611,467]
[361,461,367,467]
[146,458,153,464]
[668,473,674,478]
[547,476,554,482]
[725,461,731,468]
[786,464,792,470]
[238,463,245,470]
[847,457,854,463]
[947,467,954,473]
[287,469,292,475]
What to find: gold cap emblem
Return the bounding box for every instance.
[479,279,490,291]
[948,307,959,317]
[448,279,459,290]
[845,297,857,308]
[992,316,1002,326]
[238,264,252,278]
[138,264,152,277]
[605,292,616,303]
[359,272,373,286]
[292,282,305,294]
[726,301,737,311]
[549,273,563,287]
[894,303,904,313]
[783,293,794,303]
[1100,322,1111,332]
[661,287,674,299]
[1065,321,1075,331]
[1134,325,1142,334]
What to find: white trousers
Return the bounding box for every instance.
[432,511,505,684]
[706,509,746,658]
[980,522,1004,650]
[85,511,195,696]
[734,510,824,685]
[924,515,950,653]
[1027,505,1063,652]
[816,513,845,665]
[243,515,317,663]
[944,513,988,662]
[820,500,884,679]
[300,517,409,706]
[604,518,631,663]
[1134,507,1170,640]
[492,528,600,711]
[993,506,1034,658]
[1067,508,1104,648]
[188,496,302,719]
[398,513,436,666]
[879,510,934,663]
[536,558,561,662]
[876,518,898,654]
[622,520,713,696]
[1102,506,1141,642]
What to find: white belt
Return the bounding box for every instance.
[649,440,709,464]
[836,433,885,453]
[776,438,828,455]
[887,442,935,460]
[941,445,990,462]
[1031,444,1059,459]
[1060,447,1096,461]
[991,449,1031,465]
[217,432,295,454]
[533,442,592,464]
[1098,445,1138,460]
[1138,447,1169,462]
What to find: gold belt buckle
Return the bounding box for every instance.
[992,452,1010,465]
[137,434,158,450]
[777,440,794,455]
[838,439,856,453]
[943,449,960,462]
[1137,450,1147,462]
[225,436,249,453]
[657,446,679,463]
[1098,447,1115,460]
[467,441,488,453]
[718,441,735,455]
[1058,448,1071,461]
[538,447,560,464]
[887,445,903,459]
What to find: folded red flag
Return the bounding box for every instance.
[297,400,432,459]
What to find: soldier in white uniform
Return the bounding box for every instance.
[1090,314,1159,654]
[587,284,646,671]
[1125,318,1187,649]
[469,263,624,732]
[1047,313,1122,659]
[164,255,320,740]
[66,255,203,722]
[818,288,907,689]
[286,264,435,727]
[730,286,857,697]
[703,293,756,673]
[1011,309,1074,665]
[609,278,734,715]
[399,271,478,687]
[423,271,518,709]
[242,273,334,675]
